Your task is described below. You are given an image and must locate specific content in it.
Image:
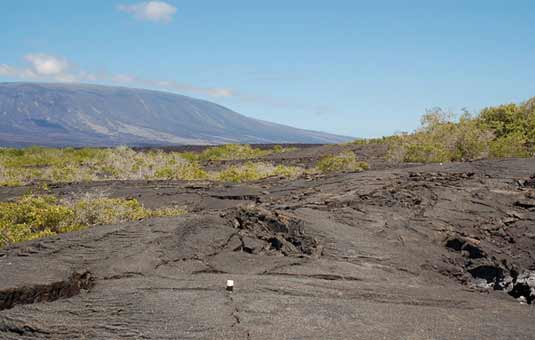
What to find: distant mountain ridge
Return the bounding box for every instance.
[0,82,352,147]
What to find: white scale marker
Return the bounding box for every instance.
[226,280,234,292]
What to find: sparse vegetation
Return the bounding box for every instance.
[0,145,299,186]
[385,99,535,163]
[315,151,369,173]
[0,194,185,248]
[3,97,533,188]
[215,162,303,183]
[351,137,391,145]
[182,144,296,162]
[0,146,206,185]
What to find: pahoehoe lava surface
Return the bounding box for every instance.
[1,155,535,339]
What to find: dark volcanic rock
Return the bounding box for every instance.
[509,272,535,304]
[0,271,93,311]
[230,207,323,257]
[1,158,535,339]
[445,237,485,259]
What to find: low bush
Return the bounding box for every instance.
[387,112,495,163]
[0,195,185,248]
[0,146,208,185]
[184,144,297,162]
[197,144,270,161]
[351,137,393,145]
[489,132,530,159]
[387,102,535,163]
[316,151,369,173]
[0,145,301,186]
[215,162,303,183]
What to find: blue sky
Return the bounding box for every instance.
[1,0,535,137]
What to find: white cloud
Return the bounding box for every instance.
[118,1,177,23]
[0,54,97,83]
[24,54,70,77]
[0,64,17,77]
[117,76,234,98]
[1,54,331,114]
[0,54,234,97]
[0,64,36,79]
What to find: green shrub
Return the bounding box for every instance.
[153,162,208,180]
[215,162,302,183]
[0,147,209,185]
[387,109,505,163]
[272,145,284,153]
[197,144,270,161]
[185,144,297,162]
[479,104,526,139]
[0,145,305,186]
[0,195,77,247]
[0,195,185,248]
[316,151,369,173]
[391,134,452,163]
[351,137,393,145]
[489,132,530,158]
[272,145,297,153]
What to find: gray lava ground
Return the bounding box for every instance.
[1,149,535,339]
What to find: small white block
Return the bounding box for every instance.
[226,279,234,292]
